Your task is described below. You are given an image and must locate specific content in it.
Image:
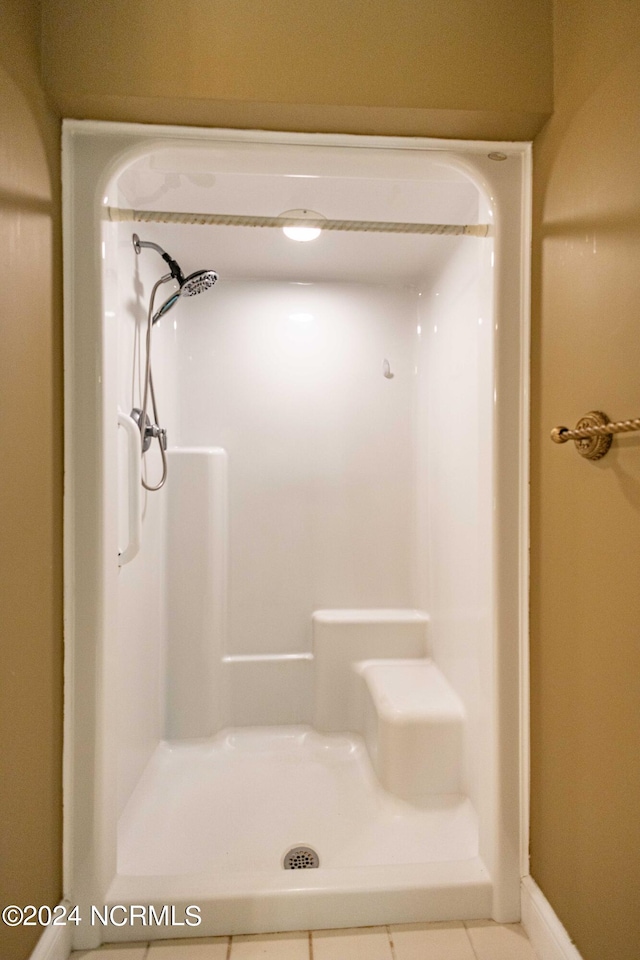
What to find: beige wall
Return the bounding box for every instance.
[0,2,62,959]
[530,2,640,958]
[40,0,552,140]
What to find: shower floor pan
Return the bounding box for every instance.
[109,726,491,939]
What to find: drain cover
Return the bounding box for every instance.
[283,845,320,869]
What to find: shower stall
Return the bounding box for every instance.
[63,123,529,949]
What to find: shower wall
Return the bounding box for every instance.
[113,230,175,815]
[415,234,495,867]
[176,280,418,653]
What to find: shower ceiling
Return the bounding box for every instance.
[115,154,481,286]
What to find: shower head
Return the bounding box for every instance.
[181,269,218,297]
[151,269,218,324]
[133,233,218,324]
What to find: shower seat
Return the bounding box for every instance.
[356,658,465,801]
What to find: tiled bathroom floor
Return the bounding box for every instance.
[71,920,539,959]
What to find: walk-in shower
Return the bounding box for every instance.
[63,123,529,950]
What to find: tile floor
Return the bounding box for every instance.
[71,920,539,960]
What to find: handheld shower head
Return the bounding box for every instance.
[132,236,219,493]
[133,233,218,323]
[182,269,218,297]
[151,269,218,324]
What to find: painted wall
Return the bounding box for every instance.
[0,2,63,959]
[530,2,640,958]
[40,0,552,141]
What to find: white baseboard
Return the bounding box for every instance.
[521,877,584,960]
[29,904,72,960]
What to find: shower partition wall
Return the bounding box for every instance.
[63,123,530,950]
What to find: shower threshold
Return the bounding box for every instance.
[109,726,491,939]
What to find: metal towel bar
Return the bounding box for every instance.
[550,410,640,460]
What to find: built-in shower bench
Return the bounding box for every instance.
[356,658,464,801]
[312,610,465,803]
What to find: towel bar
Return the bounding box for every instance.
[550,410,640,460]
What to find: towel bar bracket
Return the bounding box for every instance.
[550,409,640,460]
[550,411,613,460]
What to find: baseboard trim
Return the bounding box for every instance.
[521,877,584,960]
[29,904,72,960]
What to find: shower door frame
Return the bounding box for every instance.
[62,120,531,947]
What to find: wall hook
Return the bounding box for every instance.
[383,359,394,379]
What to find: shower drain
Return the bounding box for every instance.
[283,845,320,869]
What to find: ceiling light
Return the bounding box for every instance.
[280,208,325,242]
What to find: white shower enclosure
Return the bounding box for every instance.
[63,123,530,949]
